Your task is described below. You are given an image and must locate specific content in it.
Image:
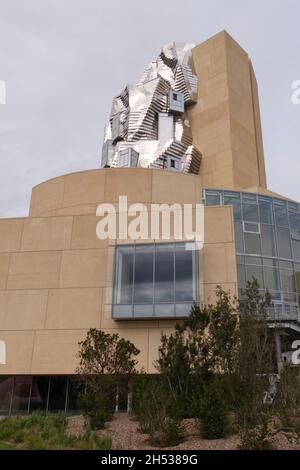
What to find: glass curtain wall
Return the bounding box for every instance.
[204,190,300,311]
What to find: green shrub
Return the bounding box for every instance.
[0,413,111,450]
[193,381,229,439]
[132,377,184,447]
[78,388,114,430]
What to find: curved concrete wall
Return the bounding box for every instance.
[0,168,237,375]
[29,168,202,217]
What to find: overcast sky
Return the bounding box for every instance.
[0,0,299,217]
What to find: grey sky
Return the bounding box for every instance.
[0,0,299,217]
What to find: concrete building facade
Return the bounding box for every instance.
[0,31,299,415]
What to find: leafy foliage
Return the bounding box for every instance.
[77,328,140,428]
[0,413,111,450]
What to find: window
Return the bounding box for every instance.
[113,243,198,319]
[173,93,178,101]
[274,201,289,227]
[205,191,221,206]
[11,376,31,415]
[244,232,261,255]
[243,221,260,234]
[242,203,259,222]
[261,224,277,257]
[276,227,292,259]
[258,197,273,224]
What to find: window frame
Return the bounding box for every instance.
[112,242,199,320]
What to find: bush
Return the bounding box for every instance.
[193,381,229,439]
[238,423,272,450]
[132,377,184,447]
[78,389,114,430]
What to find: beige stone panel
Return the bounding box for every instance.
[63,170,105,207]
[200,132,232,159]
[190,101,229,128]
[59,249,107,288]
[55,204,97,216]
[152,172,200,205]
[148,328,175,373]
[0,254,11,290]
[204,206,234,244]
[225,243,238,283]
[105,168,152,203]
[46,288,102,330]
[0,219,24,253]
[200,155,217,176]
[249,61,267,188]
[7,252,61,290]
[0,290,48,330]
[203,283,237,304]
[197,117,231,143]
[30,176,65,216]
[209,166,235,189]
[215,149,233,170]
[72,215,108,249]
[203,242,237,284]
[21,217,73,251]
[102,327,149,372]
[0,331,35,375]
[31,329,86,374]
[192,87,229,114]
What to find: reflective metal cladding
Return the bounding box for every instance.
[101,42,202,174]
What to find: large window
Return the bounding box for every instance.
[113,243,198,319]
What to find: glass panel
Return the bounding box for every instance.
[244,232,261,255]
[224,193,241,220]
[279,260,293,269]
[293,240,300,261]
[242,193,257,202]
[246,265,264,288]
[289,212,300,240]
[114,246,134,304]
[237,255,245,264]
[242,203,259,222]
[11,376,31,415]
[133,304,154,318]
[276,227,292,259]
[259,200,273,224]
[48,376,67,412]
[264,267,280,291]
[280,270,296,293]
[155,244,174,302]
[112,305,133,319]
[245,256,262,265]
[0,376,13,416]
[176,303,193,317]
[175,244,194,301]
[29,376,50,412]
[133,245,153,303]
[261,224,277,257]
[234,221,244,253]
[244,222,260,233]
[154,303,175,317]
[274,201,289,227]
[67,378,84,414]
[263,258,278,267]
[205,191,221,206]
[237,264,246,288]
